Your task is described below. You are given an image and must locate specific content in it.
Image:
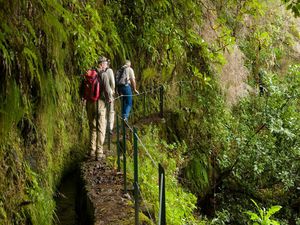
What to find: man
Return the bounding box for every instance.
[86,56,113,161]
[117,59,139,121]
[106,59,115,135]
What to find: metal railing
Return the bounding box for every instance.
[106,80,201,224]
[114,114,166,225]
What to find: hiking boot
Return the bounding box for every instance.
[88,152,95,160]
[96,153,105,161]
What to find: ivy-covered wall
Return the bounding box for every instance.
[0,1,91,224]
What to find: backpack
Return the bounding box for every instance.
[115,66,128,86]
[81,69,101,102]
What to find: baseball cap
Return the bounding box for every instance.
[98,56,108,63]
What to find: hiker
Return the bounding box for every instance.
[106,59,115,135]
[82,56,113,161]
[116,59,139,121]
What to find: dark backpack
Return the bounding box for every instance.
[115,66,128,86]
[81,69,101,102]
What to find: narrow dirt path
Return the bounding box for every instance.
[81,158,135,225]
[80,114,164,224]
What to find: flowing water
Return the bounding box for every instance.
[55,172,79,225]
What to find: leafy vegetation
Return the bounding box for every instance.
[282,0,300,16]
[123,126,202,224]
[245,199,281,225]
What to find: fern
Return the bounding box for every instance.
[245,199,282,225]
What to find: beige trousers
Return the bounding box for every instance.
[86,99,107,156]
[108,100,115,131]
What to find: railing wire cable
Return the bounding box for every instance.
[113,85,162,101]
[117,115,158,168]
[135,134,158,167]
[113,80,197,101]
[137,183,156,224]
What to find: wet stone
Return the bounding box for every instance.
[80,159,135,224]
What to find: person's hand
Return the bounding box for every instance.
[134,89,139,95]
[81,98,86,107]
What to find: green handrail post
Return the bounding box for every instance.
[132,96,136,123]
[116,114,120,172]
[143,93,146,117]
[158,164,166,225]
[160,85,164,118]
[133,127,139,225]
[179,83,182,109]
[122,112,127,193]
[107,104,111,151]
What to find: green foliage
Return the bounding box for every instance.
[24,164,55,225]
[125,126,201,224]
[245,199,281,225]
[210,210,231,225]
[107,0,220,81]
[211,65,300,223]
[282,0,300,17]
[1,0,300,224]
[167,64,300,224]
[0,80,24,143]
[184,155,210,197]
[238,0,299,83]
[0,0,91,223]
[227,66,300,189]
[191,66,212,88]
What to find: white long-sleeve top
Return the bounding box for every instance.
[106,67,115,94]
